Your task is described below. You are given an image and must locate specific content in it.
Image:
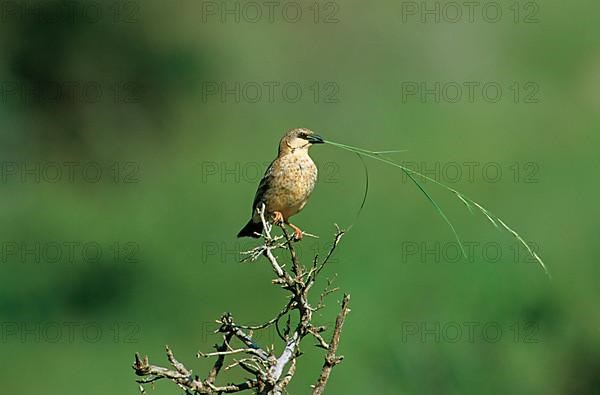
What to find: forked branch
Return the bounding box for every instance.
[132,205,350,394]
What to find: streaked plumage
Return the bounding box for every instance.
[237,128,324,239]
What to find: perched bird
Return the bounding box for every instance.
[237,128,324,240]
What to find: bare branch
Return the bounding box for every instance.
[206,380,258,393]
[312,294,351,395]
[206,333,233,384]
[237,301,293,331]
[133,219,350,395]
[279,225,301,275]
[316,226,345,278]
[269,331,300,381]
[307,226,345,290]
[199,347,269,359]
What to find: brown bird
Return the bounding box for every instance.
[237,128,324,240]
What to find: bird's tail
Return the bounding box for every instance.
[237,220,263,238]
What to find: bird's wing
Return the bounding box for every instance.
[251,158,277,214]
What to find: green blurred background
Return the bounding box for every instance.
[1,0,599,394]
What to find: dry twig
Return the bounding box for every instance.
[132,205,350,394]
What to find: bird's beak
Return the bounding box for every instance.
[306,134,324,144]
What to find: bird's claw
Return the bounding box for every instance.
[288,223,303,241]
[272,211,284,225]
[292,228,303,241]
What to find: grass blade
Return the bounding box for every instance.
[346,153,370,230]
[325,139,549,277]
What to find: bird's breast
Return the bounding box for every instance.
[266,153,317,218]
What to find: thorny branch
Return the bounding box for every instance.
[132,205,350,394]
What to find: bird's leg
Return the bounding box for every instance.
[271,211,284,225]
[286,222,303,241]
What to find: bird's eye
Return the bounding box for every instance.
[299,133,308,139]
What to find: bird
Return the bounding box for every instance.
[237,128,324,240]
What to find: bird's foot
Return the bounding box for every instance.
[287,223,304,241]
[271,211,284,225]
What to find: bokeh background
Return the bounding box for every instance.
[1,0,599,394]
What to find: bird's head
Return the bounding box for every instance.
[279,128,324,155]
